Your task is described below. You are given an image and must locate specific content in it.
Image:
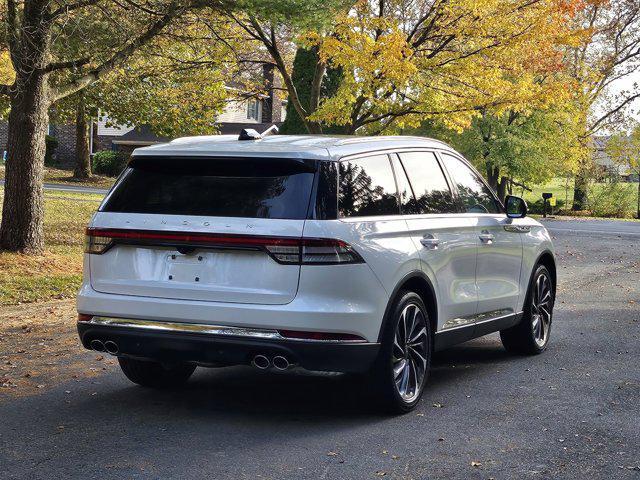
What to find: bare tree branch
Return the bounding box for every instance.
[589,92,640,134]
[49,0,103,19]
[51,2,185,102]
[44,57,91,73]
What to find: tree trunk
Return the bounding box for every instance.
[637,175,640,219]
[0,0,52,253]
[0,75,50,253]
[73,93,91,179]
[486,165,499,191]
[572,172,588,211]
[497,176,509,203]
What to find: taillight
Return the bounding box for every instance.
[300,238,363,264]
[84,228,363,265]
[85,229,113,254]
[77,313,93,322]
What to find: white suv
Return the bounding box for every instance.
[77,133,556,412]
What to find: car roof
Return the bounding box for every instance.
[132,134,455,161]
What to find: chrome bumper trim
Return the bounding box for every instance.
[78,316,371,344]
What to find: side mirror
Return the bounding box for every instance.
[505,195,528,218]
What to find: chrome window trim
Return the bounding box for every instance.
[78,316,374,344]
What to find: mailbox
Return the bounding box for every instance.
[542,192,553,200]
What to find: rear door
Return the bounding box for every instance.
[439,153,523,318]
[394,151,478,335]
[88,156,316,305]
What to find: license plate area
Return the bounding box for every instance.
[165,252,206,283]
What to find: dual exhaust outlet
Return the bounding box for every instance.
[252,354,294,371]
[90,339,119,355]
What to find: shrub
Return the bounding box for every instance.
[92,150,129,176]
[44,135,58,166]
[588,182,635,218]
[527,198,566,215]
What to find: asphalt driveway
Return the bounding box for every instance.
[1,218,639,479]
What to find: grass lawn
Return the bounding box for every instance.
[522,178,638,218]
[0,188,101,305]
[0,165,115,189]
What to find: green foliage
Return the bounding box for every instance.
[416,106,583,189]
[44,135,59,167]
[588,181,636,219]
[280,48,317,134]
[92,150,129,177]
[280,47,346,134]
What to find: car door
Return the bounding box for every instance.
[392,151,479,344]
[439,153,524,326]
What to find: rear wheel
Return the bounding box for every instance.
[371,291,432,413]
[501,265,554,355]
[118,357,196,388]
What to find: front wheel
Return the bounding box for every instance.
[118,357,196,388]
[501,265,554,355]
[371,291,432,413]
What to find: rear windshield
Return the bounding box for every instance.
[101,157,316,219]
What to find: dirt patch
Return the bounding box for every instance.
[0,299,116,399]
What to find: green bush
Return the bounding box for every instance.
[44,135,58,166]
[588,182,635,218]
[92,150,129,176]
[528,198,566,215]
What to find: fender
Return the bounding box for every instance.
[376,270,437,343]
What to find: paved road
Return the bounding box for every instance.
[1,219,639,479]
[0,180,109,195]
[542,217,640,237]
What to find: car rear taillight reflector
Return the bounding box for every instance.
[84,228,363,265]
[277,329,366,342]
[77,313,93,322]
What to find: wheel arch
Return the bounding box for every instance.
[535,250,557,296]
[377,271,438,343]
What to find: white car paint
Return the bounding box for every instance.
[78,135,554,346]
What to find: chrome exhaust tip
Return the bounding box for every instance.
[104,340,119,355]
[252,354,270,370]
[272,355,290,371]
[90,339,105,352]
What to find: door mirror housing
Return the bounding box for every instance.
[505,195,528,218]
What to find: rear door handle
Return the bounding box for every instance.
[479,230,494,244]
[420,234,441,250]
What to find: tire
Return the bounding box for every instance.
[371,290,432,414]
[118,357,196,388]
[501,265,554,355]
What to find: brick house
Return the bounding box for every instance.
[0,66,285,168]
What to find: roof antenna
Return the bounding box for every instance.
[261,124,279,137]
[238,128,262,141]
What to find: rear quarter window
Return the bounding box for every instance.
[338,155,399,217]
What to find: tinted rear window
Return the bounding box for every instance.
[101,157,316,219]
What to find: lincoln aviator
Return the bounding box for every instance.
[77,133,556,412]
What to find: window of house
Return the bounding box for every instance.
[398,151,456,214]
[338,155,399,217]
[440,153,501,214]
[247,99,260,121]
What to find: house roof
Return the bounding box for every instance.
[132,134,454,161]
[112,125,170,146]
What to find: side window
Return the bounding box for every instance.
[390,156,416,214]
[441,153,501,214]
[399,151,457,214]
[339,155,399,217]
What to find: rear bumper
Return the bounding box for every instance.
[77,319,380,373]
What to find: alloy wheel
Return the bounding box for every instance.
[392,302,429,403]
[531,272,553,348]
